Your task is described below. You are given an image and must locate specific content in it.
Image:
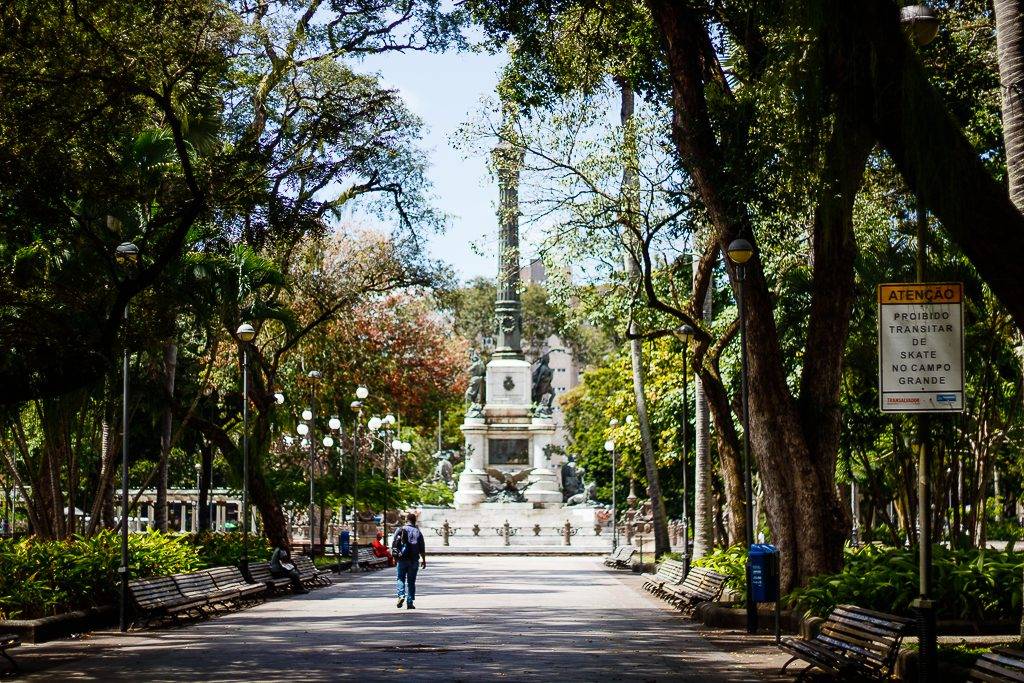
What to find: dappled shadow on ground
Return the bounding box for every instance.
[12,557,794,682]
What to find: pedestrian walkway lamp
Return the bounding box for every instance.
[726,237,757,635]
[305,371,321,554]
[901,4,940,46]
[235,323,257,573]
[675,323,696,573]
[115,240,139,633]
[350,386,368,572]
[598,423,614,552]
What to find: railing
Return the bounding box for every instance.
[429,519,606,546]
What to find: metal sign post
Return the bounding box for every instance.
[878,280,963,683]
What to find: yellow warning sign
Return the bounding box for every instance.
[878,283,962,305]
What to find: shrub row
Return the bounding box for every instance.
[787,544,1023,622]
[689,543,1023,623]
[0,531,271,620]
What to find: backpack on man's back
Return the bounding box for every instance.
[392,526,415,561]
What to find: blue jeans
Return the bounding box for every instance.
[396,559,419,604]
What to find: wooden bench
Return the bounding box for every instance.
[207,566,266,603]
[292,542,337,558]
[0,633,19,674]
[969,647,1024,682]
[662,566,728,613]
[128,576,207,625]
[603,545,631,567]
[606,545,638,570]
[779,604,913,680]
[356,547,388,570]
[246,562,296,592]
[641,559,686,596]
[172,571,239,608]
[293,555,333,586]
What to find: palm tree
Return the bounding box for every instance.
[996,0,1024,208]
[691,256,714,559]
[993,0,1024,642]
[618,80,671,556]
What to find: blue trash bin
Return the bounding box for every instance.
[748,544,780,603]
[339,530,351,557]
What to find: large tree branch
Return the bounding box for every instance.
[843,0,1024,331]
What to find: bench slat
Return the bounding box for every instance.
[970,649,1024,683]
[778,605,909,681]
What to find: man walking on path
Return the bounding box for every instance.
[392,512,426,609]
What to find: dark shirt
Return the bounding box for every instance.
[392,525,425,561]
[270,547,294,573]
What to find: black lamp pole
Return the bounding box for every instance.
[308,371,320,556]
[738,264,755,634]
[350,397,364,573]
[682,341,690,572]
[114,239,139,634]
[676,324,695,573]
[120,343,130,633]
[727,238,757,635]
[241,343,250,571]
[236,323,257,573]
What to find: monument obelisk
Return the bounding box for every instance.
[453,138,561,507]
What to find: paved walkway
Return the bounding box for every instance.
[12,556,791,682]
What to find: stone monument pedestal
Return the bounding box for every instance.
[525,416,561,504]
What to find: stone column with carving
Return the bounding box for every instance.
[492,139,525,360]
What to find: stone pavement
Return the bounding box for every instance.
[10,556,793,682]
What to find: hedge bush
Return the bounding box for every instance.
[0,531,200,620]
[0,531,279,620]
[692,544,747,595]
[786,544,1023,622]
[674,543,1022,624]
[189,532,272,568]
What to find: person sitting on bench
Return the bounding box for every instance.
[270,546,308,594]
[371,531,395,566]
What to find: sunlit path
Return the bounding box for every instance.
[13,556,788,682]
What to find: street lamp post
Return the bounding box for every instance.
[367,415,385,539]
[726,237,756,635]
[193,463,201,533]
[306,371,321,555]
[378,413,396,539]
[605,417,619,551]
[675,324,695,573]
[115,240,139,634]
[235,323,257,572]
[350,386,368,572]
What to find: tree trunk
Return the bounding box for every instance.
[643,1,854,589]
[699,367,747,545]
[618,79,671,556]
[198,440,213,533]
[250,467,290,549]
[155,341,177,532]
[692,256,714,559]
[996,0,1024,208]
[182,405,290,549]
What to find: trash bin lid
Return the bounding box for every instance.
[748,543,778,555]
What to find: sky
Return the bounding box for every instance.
[357,48,509,283]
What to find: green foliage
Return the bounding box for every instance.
[692,545,748,595]
[786,545,1024,622]
[562,339,693,519]
[189,532,271,568]
[986,519,1024,543]
[412,481,455,507]
[0,531,200,620]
